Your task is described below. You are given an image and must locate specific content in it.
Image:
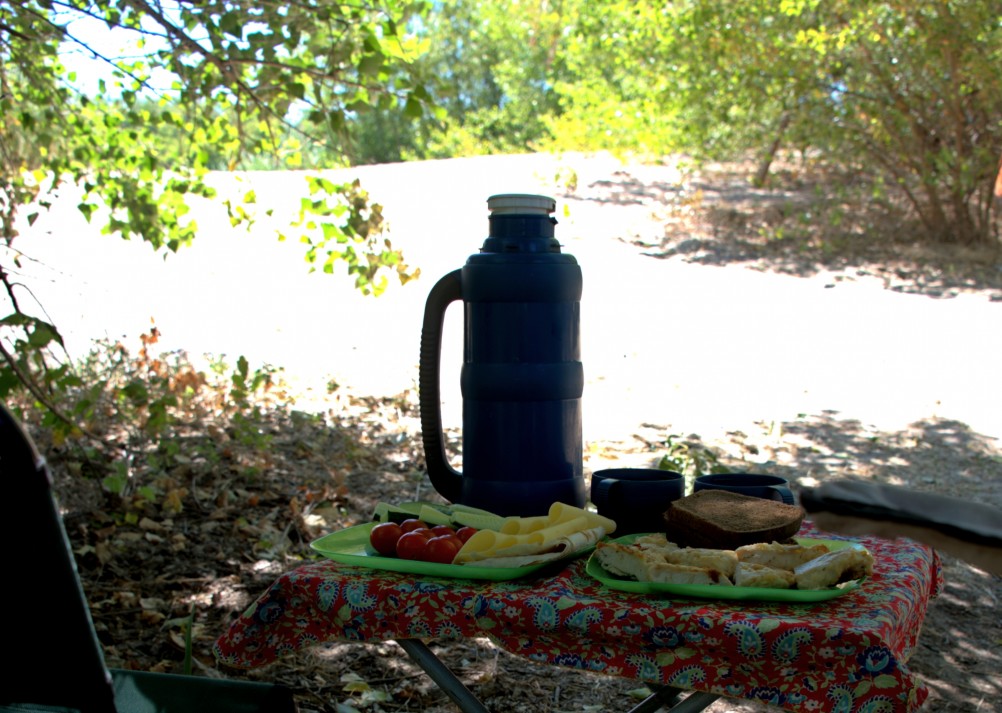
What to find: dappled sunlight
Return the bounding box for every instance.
[915,564,1001,709]
[304,637,652,712]
[759,413,1002,504]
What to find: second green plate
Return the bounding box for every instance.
[585,535,866,602]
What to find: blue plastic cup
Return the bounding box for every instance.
[590,468,685,535]
[693,473,795,504]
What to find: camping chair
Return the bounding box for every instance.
[0,403,298,713]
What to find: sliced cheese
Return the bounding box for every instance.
[468,526,609,568]
[499,515,551,535]
[455,502,615,564]
[454,529,524,561]
[547,502,616,535]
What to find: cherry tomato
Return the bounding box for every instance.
[425,534,462,564]
[400,519,429,533]
[369,522,403,557]
[456,526,478,543]
[395,531,431,560]
[430,525,456,537]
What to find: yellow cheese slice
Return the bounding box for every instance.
[453,529,523,561]
[547,502,616,535]
[498,502,607,535]
[499,515,551,535]
[454,502,616,564]
[461,525,609,568]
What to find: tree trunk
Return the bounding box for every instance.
[753,112,791,188]
[994,150,1002,210]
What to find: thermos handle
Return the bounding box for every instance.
[419,268,463,503]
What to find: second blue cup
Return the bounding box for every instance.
[693,473,795,504]
[590,468,685,535]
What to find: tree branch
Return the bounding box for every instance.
[0,340,94,436]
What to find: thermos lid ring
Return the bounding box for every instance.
[488,194,556,215]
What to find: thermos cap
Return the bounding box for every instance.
[488,194,555,215]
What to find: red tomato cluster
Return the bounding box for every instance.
[369,519,478,565]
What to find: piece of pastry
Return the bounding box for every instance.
[594,541,663,579]
[794,547,874,590]
[733,562,795,589]
[665,547,738,579]
[633,533,679,552]
[646,561,734,586]
[736,542,829,570]
[594,541,733,585]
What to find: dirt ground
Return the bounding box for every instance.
[23,155,1002,712]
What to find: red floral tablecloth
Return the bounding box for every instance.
[214,522,942,712]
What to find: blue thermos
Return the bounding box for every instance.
[419,194,586,516]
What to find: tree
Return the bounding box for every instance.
[806,1,1002,244]
[342,0,567,161]
[546,1,688,156]
[551,0,1002,244]
[1,0,430,429]
[415,0,565,156]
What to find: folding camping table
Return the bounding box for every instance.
[215,521,942,712]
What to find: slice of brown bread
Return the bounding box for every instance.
[663,490,805,550]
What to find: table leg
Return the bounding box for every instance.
[621,684,685,713]
[396,638,719,713]
[395,638,490,713]
[626,685,720,713]
[627,685,684,712]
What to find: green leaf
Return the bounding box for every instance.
[78,202,97,223]
[358,53,384,76]
[404,96,423,118]
[363,33,383,54]
[103,474,128,496]
[321,222,345,241]
[146,397,173,433]
[0,313,32,327]
[27,321,64,348]
[0,367,21,398]
[219,12,243,39]
[121,381,150,405]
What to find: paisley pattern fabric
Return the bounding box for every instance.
[214,522,942,713]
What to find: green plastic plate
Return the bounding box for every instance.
[311,522,567,581]
[585,535,866,602]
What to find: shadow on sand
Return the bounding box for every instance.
[572,167,1002,301]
